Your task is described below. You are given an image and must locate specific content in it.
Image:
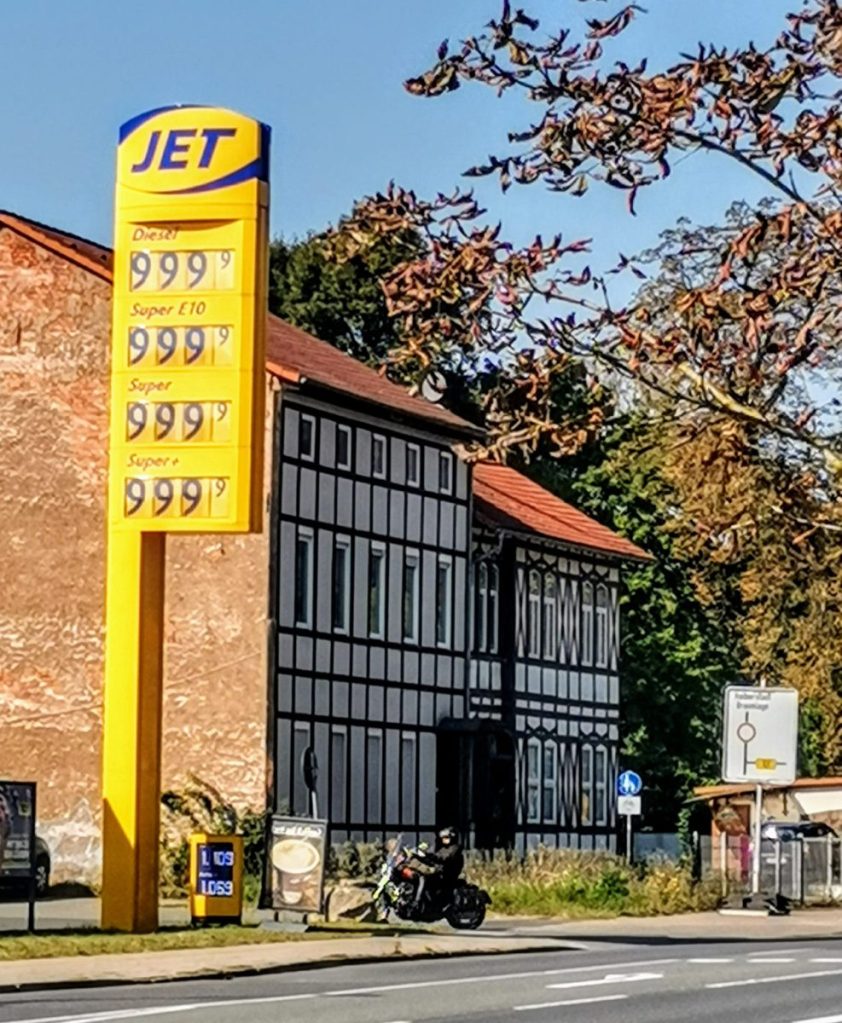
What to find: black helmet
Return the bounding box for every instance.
[438,826,457,844]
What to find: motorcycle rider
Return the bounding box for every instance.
[410,826,464,912]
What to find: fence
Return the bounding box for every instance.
[698,833,842,904]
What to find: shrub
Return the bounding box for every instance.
[464,848,719,918]
[159,778,268,903]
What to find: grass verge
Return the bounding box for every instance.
[0,922,393,962]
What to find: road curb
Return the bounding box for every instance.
[0,939,577,994]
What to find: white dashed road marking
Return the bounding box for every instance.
[687,958,735,964]
[546,971,664,991]
[515,994,628,1012]
[708,967,842,989]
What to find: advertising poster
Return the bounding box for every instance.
[0,782,36,879]
[269,816,327,913]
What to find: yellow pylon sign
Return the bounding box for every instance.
[102,106,270,931]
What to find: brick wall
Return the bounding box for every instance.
[0,227,271,882]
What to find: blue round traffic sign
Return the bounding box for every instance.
[617,770,642,796]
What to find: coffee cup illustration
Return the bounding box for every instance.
[272,838,321,905]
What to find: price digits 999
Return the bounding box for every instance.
[128,325,233,367]
[129,249,235,292]
[124,476,229,519]
[125,401,231,444]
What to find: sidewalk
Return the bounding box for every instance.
[495,906,842,943]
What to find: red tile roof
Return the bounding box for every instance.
[265,318,477,435]
[474,462,650,561]
[0,210,476,436]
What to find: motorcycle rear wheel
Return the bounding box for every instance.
[445,902,486,930]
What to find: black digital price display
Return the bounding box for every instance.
[196,841,235,897]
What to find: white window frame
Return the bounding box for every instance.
[595,584,609,668]
[366,727,384,820]
[438,450,454,494]
[406,442,421,487]
[403,548,420,643]
[294,526,314,627]
[435,553,453,648]
[299,413,316,462]
[542,742,558,824]
[543,573,558,662]
[475,562,488,652]
[336,423,352,471]
[595,746,608,826]
[580,744,594,825]
[332,534,352,633]
[488,563,499,654]
[581,581,594,667]
[368,541,386,639]
[526,738,541,824]
[372,433,387,479]
[330,724,348,822]
[400,733,417,821]
[528,569,541,657]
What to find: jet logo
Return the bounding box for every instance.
[130,128,237,174]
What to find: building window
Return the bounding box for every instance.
[401,734,416,821]
[403,550,420,642]
[580,744,594,825]
[475,561,500,654]
[488,563,499,653]
[294,527,314,627]
[330,725,347,822]
[372,434,386,479]
[293,723,311,815]
[435,554,452,647]
[475,562,488,652]
[299,414,315,462]
[543,743,558,823]
[528,570,541,657]
[336,424,352,470]
[366,729,383,821]
[595,746,608,825]
[332,535,351,632]
[526,739,541,824]
[581,581,594,666]
[406,443,420,487]
[543,573,558,661]
[438,451,453,494]
[368,542,386,638]
[595,584,609,668]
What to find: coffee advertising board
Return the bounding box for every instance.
[269,816,327,914]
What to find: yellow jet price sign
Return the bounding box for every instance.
[108,106,270,533]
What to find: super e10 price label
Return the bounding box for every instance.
[128,324,234,368]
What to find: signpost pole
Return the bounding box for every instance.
[626,811,633,865]
[102,531,165,932]
[750,677,767,897]
[27,783,37,933]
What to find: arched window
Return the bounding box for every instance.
[543,573,558,661]
[542,742,558,823]
[581,581,594,666]
[526,738,541,823]
[595,584,609,668]
[528,570,541,657]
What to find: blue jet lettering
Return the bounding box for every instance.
[130,128,238,173]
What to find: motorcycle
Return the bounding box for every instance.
[372,835,490,930]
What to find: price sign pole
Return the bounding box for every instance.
[102,106,269,931]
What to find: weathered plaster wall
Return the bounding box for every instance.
[0,228,271,882]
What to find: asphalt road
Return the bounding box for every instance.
[3,937,842,1023]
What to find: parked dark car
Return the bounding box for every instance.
[0,836,51,898]
[760,820,837,841]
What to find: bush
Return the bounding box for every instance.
[464,848,720,918]
[159,778,267,903]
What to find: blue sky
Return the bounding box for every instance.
[1,0,795,276]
